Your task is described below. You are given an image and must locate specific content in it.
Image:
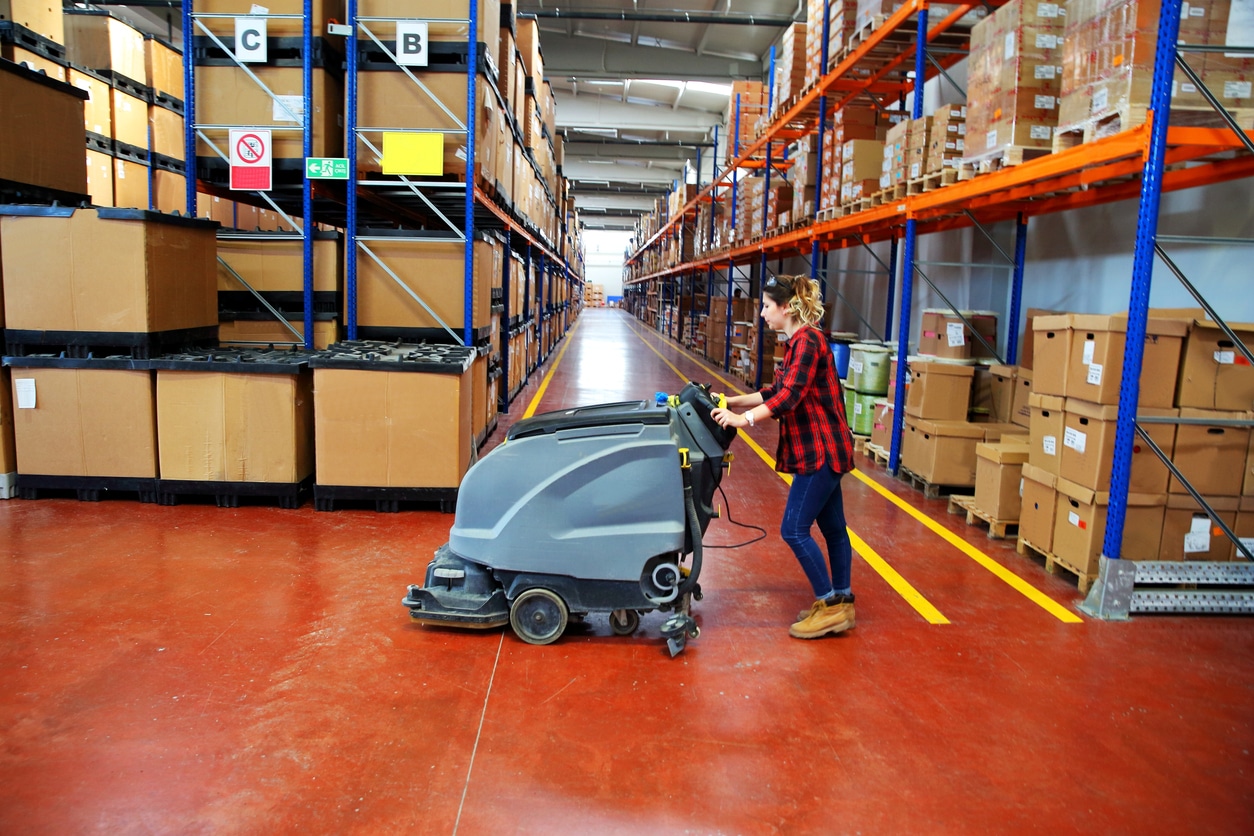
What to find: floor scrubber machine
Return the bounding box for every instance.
[403,382,737,655]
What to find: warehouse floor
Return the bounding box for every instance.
[2,308,1251,833]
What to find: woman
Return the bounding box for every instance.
[711,274,857,639]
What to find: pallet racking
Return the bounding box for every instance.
[623,0,1254,615]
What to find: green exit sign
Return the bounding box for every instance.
[306,157,349,179]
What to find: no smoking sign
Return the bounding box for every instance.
[229,128,272,191]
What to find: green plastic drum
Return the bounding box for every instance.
[850,344,892,395]
[850,391,878,435]
[844,385,855,425]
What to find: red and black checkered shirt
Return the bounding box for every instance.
[759,325,856,476]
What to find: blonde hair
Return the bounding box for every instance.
[765,274,825,327]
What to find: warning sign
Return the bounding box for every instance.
[229,128,272,191]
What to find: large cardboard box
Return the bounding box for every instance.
[1031,314,1072,396]
[0,368,15,475]
[1169,409,1252,496]
[986,364,1019,424]
[1019,462,1057,551]
[870,399,894,451]
[7,362,158,478]
[312,363,474,489]
[1246,433,1254,497]
[1060,400,1177,493]
[64,10,148,85]
[0,61,87,196]
[1011,367,1033,427]
[974,440,1031,520]
[0,0,64,43]
[1065,314,1188,407]
[190,0,345,38]
[68,68,111,137]
[218,318,338,349]
[354,234,498,335]
[905,361,975,421]
[1052,479,1166,575]
[156,364,313,483]
[195,66,343,160]
[111,157,149,210]
[1159,494,1240,562]
[149,104,184,160]
[1,207,218,336]
[217,233,342,294]
[1175,318,1254,410]
[901,418,986,486]
[144,36,184,102]
[1028,393,1065,476]
[85,148,115,207]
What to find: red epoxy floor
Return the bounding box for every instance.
[2,308,1252,834]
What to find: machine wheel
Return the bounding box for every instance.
[509,588,568,645]
[609,609,640,636]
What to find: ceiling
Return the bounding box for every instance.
[88,1,797,232]
[522,1,800,230]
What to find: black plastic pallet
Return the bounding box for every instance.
[156,476,312,509]
[96,70,151,102]
[313,484,458,513]
[194,157,310,191]
[218,290,340,319]
[4,326,219,360]
[151,91,185,116]
[356,40,494,76]
[85,131,114,155]
[114,139,150,166]
[15,474,159,503]
[0,179,89,208]
[151,152,186,174]
[192,35,340,69]
[0,21,67,63]
[355,324,494,345]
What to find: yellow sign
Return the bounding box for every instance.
[382,132,444,176]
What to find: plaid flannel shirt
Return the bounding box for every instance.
[759,325,856,475]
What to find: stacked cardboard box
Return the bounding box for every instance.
[925,104,966,174]
[904,116,932,182]
[726,81,769,163]
[919,308,999,360]
[805,0,860,87]
[840,138,883,205]
[789,135,820,222]
[879,118,909,192]
[1057,0,1250,144]
[0,58,87,198]
[965,0,1066,163]
[773,23,807,114]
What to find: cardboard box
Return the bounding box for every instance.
[8,364,158,477]
[156,366,313,483]
[1169,409,1252,496]
[64,11,148,85]
[1065,314,1188,407]
[112,157,148,210]
[905,361,975,421]
[355,233,497,335]
[0,0,63,43]
[1246,433,1254,497]
[1031,314,1072,396]
[901,418,986,486]
[1052,479,1166,575]
[985,364,1019,424]
[85,148,114,207]
[870,399,894,451]
[1011,367,1033,427]
[1159,494,1240,562]
[68,68,111,137]
[217,234,342,293]
[0,60,88,196]
[195,66,343,161]
[1175,318,1254,410]
[1028,393,1065,476]
[974,440,1031,520]
[192,0,346,38]
[1019,462,1057,551]
[218,319,338,349]
[1236,496,1254,560]
[0,368,15,475]
[0,207,218,335]
[312,365,473,489]
[151,168,187,215]
[149,104,184,160]
[1060,401,1177,493]
[144,36,184,101]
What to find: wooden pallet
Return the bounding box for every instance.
[816,207,840,222]
[908,168,959,194]
[841,15,888,58]
[864,441,890,469]
[959,145,1053,178]
[1017,537,1096,594]
[947,494,1018,540]
[852,433,871,454]
[897,465,966,501]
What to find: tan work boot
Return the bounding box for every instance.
[790,599,855,639]
[796,594,856,625]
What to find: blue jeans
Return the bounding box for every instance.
[780,466,853,598]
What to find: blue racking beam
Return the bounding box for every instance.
[301,0,313,349]
[345,0,359,339]
[1103,0,1183,560]
[1006,213,1028,365]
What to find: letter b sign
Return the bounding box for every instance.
[395,21,428,67]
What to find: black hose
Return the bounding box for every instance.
[678,479,703,597]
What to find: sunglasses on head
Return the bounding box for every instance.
[764,275,791,290]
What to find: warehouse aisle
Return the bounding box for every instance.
[1,308,1251,834]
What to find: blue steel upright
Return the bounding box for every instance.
[889,7,929,474]
[463,0,478,348]
[811,0,831,285]
[1006,214,1029,365]
[1102,3,1183,562]
[182,0,196,216]
[345,0,359,339]
[301,0,314,348]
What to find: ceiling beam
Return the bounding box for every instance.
[525,10,795,26]
[556,96,723,133]
[536,31,764,82]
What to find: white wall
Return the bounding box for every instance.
[583,229,633,298]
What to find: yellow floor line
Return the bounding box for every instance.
[522,318,580,419]
[627,318,949,625]
[848,469,1084,623]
